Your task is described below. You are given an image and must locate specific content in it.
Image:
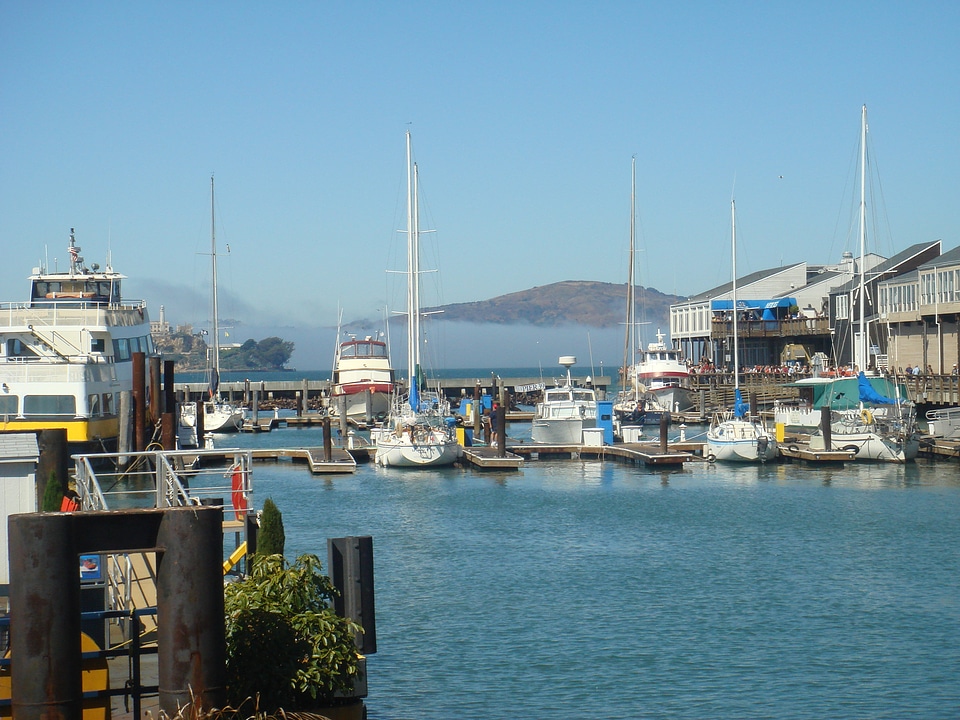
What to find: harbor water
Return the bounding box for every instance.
[215,417,960,720]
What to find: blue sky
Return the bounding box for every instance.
[2,2,959,369]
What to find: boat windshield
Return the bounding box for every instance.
[340,341,387,359]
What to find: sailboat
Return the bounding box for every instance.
[373,132,461,468]
[784,106,918,462]
[613,157,657,437]
[180,176,245,441]
[705,200,779,463]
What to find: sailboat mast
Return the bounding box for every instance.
[210,175,221,398]
[731,199,739,391]
[622,156,637,396]
[857,104,868,372]
[413,162,422,378]
[405,131,416,391]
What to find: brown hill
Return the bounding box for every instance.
[421,280,684,328]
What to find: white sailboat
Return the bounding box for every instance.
[800,105,918,462]
[706,200,779,463]
[180,176,244,441]
[373,131,461,468]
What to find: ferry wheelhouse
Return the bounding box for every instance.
[0,230,154,449]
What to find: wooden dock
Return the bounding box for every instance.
[778,443,856,464]
[508,441,695,466]
[461,446,524,470]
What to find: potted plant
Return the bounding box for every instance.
[223,553,365,719]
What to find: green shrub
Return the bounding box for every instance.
[224,553,362,713]
[257,498,285,557]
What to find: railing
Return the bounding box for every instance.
[710,316,831,338]
[0,607,160,717]
[74,448,253,511]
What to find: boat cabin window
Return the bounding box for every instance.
[545,390,571,402]
[88,394,101,417]
[102,392,114,415]
[114,338,131,361]
[573,390,595,402]
[32,280,112,303]
[0,396,17,415]
[341,341,386,358]
[91,338,106,353]
[23,395,77,416]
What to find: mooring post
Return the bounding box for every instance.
[156,507,227,714]
[660,412,670,453]
[133,351,146,451]
[149,355,162,425]
[323,416,333,461]
[473,381,482,439]
[9,513,82,719]
[301,378,309,417]
[821,405,832,450]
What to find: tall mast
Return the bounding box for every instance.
[731,199,739,391]
[622,156,637,396]
[405,131,415,391]
[210,175,221,399]
[857,104,868,372]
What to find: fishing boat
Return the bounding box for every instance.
[775,107,917,462]
[532,356,598,445]
[705,201,779,463]
[328,320,394,427]
[0,229,154,451]
[633,330,695,413]
[180,176,244,442]
[373,131,461,468]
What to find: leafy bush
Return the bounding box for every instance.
[224,554,362,713]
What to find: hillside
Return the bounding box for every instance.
[416,280,684,329]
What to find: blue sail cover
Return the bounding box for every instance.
[858,372,896,405]
[409,380,420,412]
[734,388,749,418]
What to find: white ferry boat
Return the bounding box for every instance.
[0,230,154,450]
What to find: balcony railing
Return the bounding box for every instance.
[710,316,830,338]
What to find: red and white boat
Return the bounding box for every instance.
[626,330,695,413]
[329,333,394,425]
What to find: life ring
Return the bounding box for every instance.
[860,409,874,425]
[706,452,717,463]
[230,464,247,521]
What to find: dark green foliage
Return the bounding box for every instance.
[257,498,285,557]
[223,554,363,713]
[220,336,294,371]
[41,471,63,512]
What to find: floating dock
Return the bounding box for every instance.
[508,441,696,466]
[778,443,856,464]
[461,446,524,470]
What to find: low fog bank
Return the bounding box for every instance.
[277,321,628,374]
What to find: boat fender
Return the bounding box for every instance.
[860,409,874,425]
[230,464,247,521]
[788,444,799,453]
[706,452,716,463]
[842,444,860,455]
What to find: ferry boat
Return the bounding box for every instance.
[0,229,154,450]
[531,356,598,445]
[329,332,394,426]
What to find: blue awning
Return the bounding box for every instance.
[711,298,796,312]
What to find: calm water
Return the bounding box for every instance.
[217,422,960,720]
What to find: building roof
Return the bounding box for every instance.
[830,240,942,294]
[916,242,960,270]
[687,262,806,302]
[0,433,39,463]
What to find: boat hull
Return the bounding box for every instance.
[374,431,462,467]
[531,418,595,445]
[706,419,779,463]
[809,430,918,463]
